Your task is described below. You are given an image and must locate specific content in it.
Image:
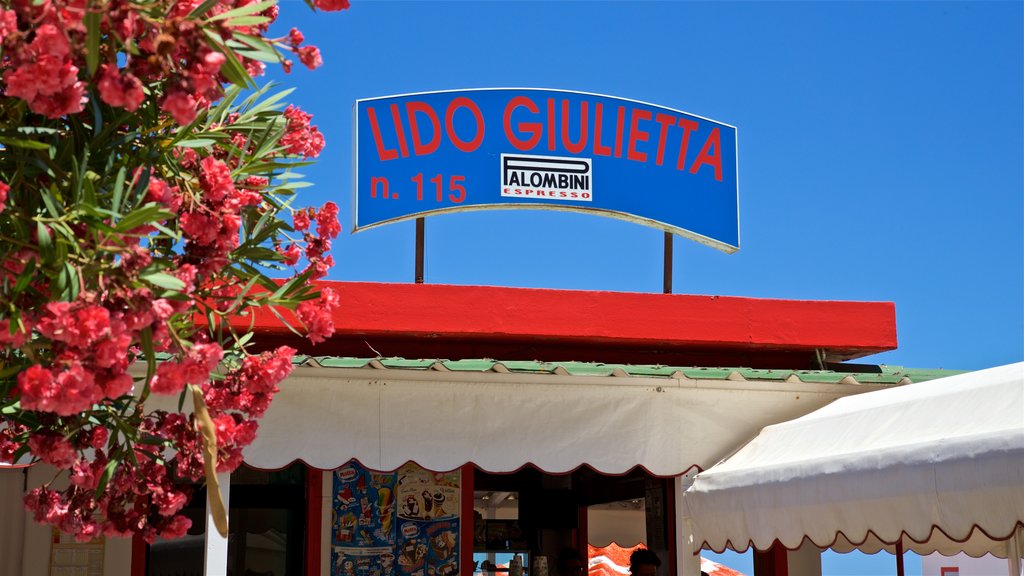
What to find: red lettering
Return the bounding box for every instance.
[449,176,466,203]
[593,103,612,156]
[560,100,588,154]
[627,108,652,162]
[690,127,723,181]
[371,176,389,198]
[367,107,398,161]
[406,101,441,156]
[547,98,556,151]
[389,103,409,158]
[653,113,676,166]
[503,96,542,150]
[614,106,626,158]
[675,118,699,171]
[445,97,485,153]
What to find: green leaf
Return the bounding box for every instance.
[12,256,37,293]
[111,166,128,213]
[232,33,283,63]
[39,189,63,218]
[270,268,313,301]
[139,327,156,401]
[85,9,101,76]
[175,138,219,148]
[62,262,79,301]
[141,272,186,291]
[186,0,220,19]
[218,43,255,88]
[116,203,172,232]
[35,221,52,252]
[0,137,50,150]
[94,458,119,497]
[206,0,275,22]
[224,15,271,26]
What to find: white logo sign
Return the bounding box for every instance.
[501,154,592,202]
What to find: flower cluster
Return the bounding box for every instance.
[0,0,348,543]
[0,0,347,124]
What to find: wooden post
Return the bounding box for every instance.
[415,217,425,284]
[663,232,673,294]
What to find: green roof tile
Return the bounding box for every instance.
[289,356,965,385]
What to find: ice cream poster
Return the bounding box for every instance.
[333,462,397,548]
[333,462,460,576]
[332,547,397,576]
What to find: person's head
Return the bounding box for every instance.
[557,547,584,576]
[628,549,660,576]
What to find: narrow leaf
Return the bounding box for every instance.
[206,0,274,22]
[141,272,186,291]
[85,9,101,76]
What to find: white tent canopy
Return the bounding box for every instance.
[234,365,887,475]
[682,362,1024,560]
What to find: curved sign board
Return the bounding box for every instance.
[354,89,739,253]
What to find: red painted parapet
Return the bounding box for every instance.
[237,282,897,367]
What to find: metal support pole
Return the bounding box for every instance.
[895,539,905,576]
[663,232,673,294]
[415,217,425,284]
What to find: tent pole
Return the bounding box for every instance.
[895,539,904,576]
[1008,525,1022,576]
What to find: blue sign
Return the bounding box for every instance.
[354,89,739,252]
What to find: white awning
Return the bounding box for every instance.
[233,365,895,475]
[682,363,1024,558]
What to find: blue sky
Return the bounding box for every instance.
[266,1,1023,574]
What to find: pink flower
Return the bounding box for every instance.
[70,459,101,489]
[278,243,301,266]
[281,105,325,158]
[233,419,258,447]
[72,305,111,346]
[293,209,311,231]
[159,515,191,539]
[0,318,26,347]
[161,90,197,125]
[28,433,78,468]
[316,202,341,239]
[19,363,101,415]
[297,45,322,70]
[25,487,68,525]
[155,489,188,517]
[146,178,182,213]
[3,25,85,118]
[93,333,132,369]
[314,0,350,11]
[213,413,237,445]
[151,362,187,395]
[0,10,17,42]
[99,372,133,398]
[0,181,8,214]
[96,64,145,111]
[297,288,339,344]
[287,28,304,47]
[199,156,234,202]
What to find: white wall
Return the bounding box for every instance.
[0,467,27,576]
[922,553,1020,576]
[587,508,646,548]
[19,464,134,576]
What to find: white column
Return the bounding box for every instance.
[674,474,701,576]
[1008,525,1023,576]
[204,472,230,576]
